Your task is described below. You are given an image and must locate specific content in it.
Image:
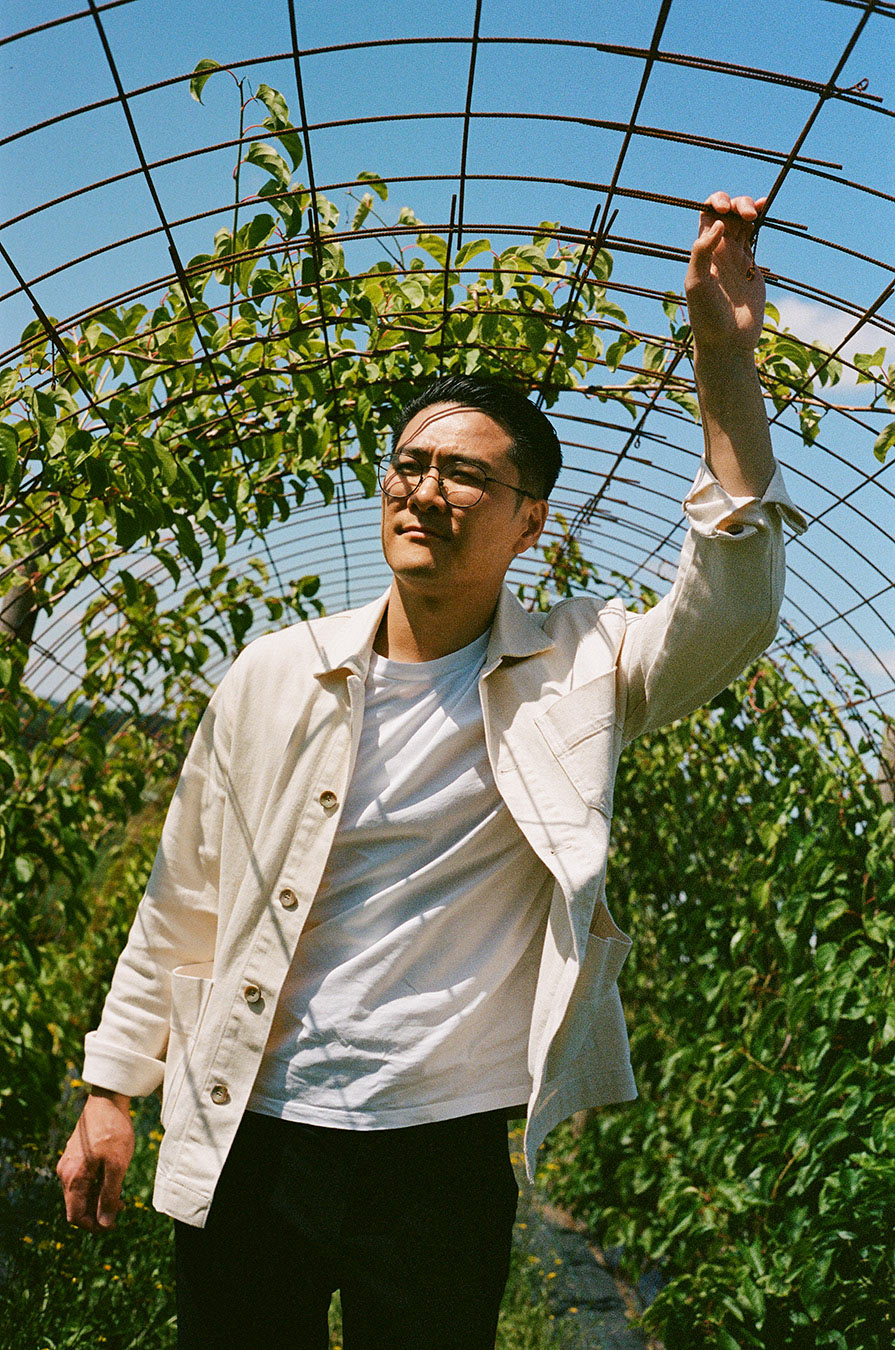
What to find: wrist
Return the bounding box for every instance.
[692,344,759,374]
[89,1086,132,1110]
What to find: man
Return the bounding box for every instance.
[58,192,804,1347]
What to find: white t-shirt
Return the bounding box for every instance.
[247,628,554,1128]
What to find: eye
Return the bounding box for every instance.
[445,462,486,487]
[391,454,423,474]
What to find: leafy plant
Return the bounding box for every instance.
[542,652,895,1348]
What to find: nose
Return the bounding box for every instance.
[408,465,447,508]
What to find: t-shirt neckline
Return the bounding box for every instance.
[369,628,491,683]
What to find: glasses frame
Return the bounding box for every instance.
[377,452,540,508]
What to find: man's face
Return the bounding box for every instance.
[380,402,548,602]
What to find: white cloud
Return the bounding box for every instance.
[772,298,891,389]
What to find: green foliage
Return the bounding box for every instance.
[0,1100,562,1349]
[523,512,595,612]
[0,1094,176,1349]
[542,655,895,1348]
[1,787,171,1142]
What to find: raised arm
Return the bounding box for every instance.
[616,189,806,742]
[685,190,773,498]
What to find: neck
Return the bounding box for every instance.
[374,578,501,662]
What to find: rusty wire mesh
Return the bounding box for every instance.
[1,0,893,752]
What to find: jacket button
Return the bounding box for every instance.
[278,888,298,909]
[319,790,338,810]
[210,1084,230,1105]
[243,984,262,1004]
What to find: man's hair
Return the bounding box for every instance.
[391,374,562,500]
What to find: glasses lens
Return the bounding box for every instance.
[441,464,487,506]
[378,455,416,497]
[377,455,488,506]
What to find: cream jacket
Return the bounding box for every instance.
[83,461,805,1227]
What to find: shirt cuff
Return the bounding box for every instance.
[682,458,808,539]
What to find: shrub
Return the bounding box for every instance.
[543,656,895,1348]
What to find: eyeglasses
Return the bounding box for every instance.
[377,452,538,508]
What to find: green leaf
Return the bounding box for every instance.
[357,170,388,201]
[256,85,303,169]
[853,346,886,371]
[154,442,178,487]
[533,220,559,248]
[773,337,812,372]
[273,130,304,173]
[0,369,18,404]
[417,233,448,266]
[0,424,18,480]
[454,239,491,269]
[352,194,373,231]
[120,570,139,606]
[258,183,307,237]
[605,335,637,371]
[642,342,667,373]
[190,58,223,104]
[665,389,701,421]
[112,501,145,550]
[348,458,377,496]
[662,293,682,322]
[244,142,292,189]
[255,83,289,126]
[873,420,895,463]
[13,855,34,884]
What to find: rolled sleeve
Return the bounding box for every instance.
[683,459,808,540]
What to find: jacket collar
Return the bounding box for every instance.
[312,582,554,679]
[483,583,554,675]
[312,591,390,679]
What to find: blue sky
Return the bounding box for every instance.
[2,0,894,723]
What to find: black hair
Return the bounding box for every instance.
[391,374,562,500]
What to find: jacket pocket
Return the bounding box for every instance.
[160,962,214,1129]
[535,671,619,816]
[581,902,632,1003]
[541,902,632,1078]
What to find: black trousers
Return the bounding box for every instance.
[174,1107,520,1350]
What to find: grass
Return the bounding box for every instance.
[1,1098,565,1349]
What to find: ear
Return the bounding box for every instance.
[512,499,549,556]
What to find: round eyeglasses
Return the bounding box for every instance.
[377,453,537,508]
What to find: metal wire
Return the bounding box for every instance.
[1,0,893,758]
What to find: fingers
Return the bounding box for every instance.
[57,1156,103,1232]
[693,190,767,277]
[97,1160,126,1230]
[58,1161,122,1232]
[701,191,765,221]
[689,217,725,277]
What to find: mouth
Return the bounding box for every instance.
[396,522,447,541]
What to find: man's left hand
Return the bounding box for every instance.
[685,191,767,356]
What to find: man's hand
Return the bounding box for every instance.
[685,191,767,356]
[684,190,774,498]
[56,1088,135,1233]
